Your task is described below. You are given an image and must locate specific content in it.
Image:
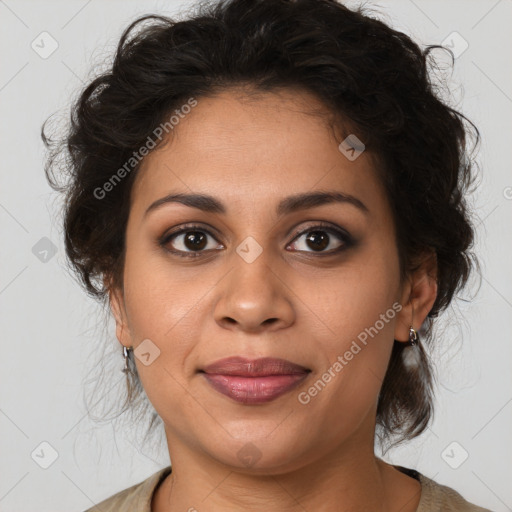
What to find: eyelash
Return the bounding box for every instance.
[158,222,354,259]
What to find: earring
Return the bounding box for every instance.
[402,326,421,369]
[408,326,419,346]
[122,345,133,374]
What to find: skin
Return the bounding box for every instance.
[108,87,438,512]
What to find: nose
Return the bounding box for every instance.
[213,253,295,334]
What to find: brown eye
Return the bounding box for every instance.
[182,231,208,251]
[160,225,223,257]
[304,231,330,251]
[288,224,353,254]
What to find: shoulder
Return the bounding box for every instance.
[416,472,494,512]
[82,466,172,512]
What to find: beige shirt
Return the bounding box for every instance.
[83,465,494,511]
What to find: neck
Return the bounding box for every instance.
[152,426,421,512]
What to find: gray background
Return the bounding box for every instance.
[0,0,511,511]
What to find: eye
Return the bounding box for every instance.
[159,221,353,258]
[159,224,223,258]
[287,223,353,254]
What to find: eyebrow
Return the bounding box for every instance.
[144,190,369,218]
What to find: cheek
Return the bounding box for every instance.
[120,255,201,429]
[122,242,205,341]
[309,238,400,349]
[120,247,202,392]
[303,240,400,409]
[299,299,398,449]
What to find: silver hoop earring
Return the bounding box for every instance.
[122,346,133,374]
[408,326,419,346]
[402,326,421,369]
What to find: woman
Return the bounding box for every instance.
[42,0,492,510]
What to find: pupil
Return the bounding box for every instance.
[185,231,207,250]
[306,231,329,251]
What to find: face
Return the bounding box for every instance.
[110,87,426,473]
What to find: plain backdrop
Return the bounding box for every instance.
[1,0,511,511]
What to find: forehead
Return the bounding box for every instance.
[130,88,388,220]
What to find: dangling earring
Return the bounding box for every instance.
[402,326,421,369]
[408,326,418,347]
[122,345,133,374]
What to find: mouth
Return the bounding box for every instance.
[199,356,311,404]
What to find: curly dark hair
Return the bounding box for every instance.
[42,0,480,452]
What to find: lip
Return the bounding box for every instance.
[200,357,310,404]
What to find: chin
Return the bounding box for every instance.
[200,428,308,473]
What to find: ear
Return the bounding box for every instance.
[104,274,131,348]
[394,250,438,342]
